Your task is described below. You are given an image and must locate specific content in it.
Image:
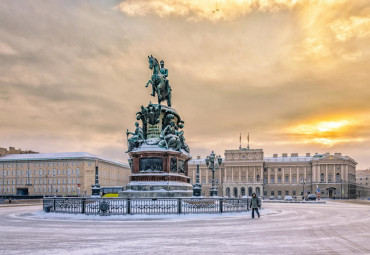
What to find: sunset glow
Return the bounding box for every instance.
[0,1,369,167]
[292,120,351,135]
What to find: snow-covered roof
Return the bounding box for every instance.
[0,152,129,168]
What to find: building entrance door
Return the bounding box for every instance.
[327,188,335,198]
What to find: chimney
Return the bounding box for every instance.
[282,153,288,157]
[273,154,278,158]
[197,156,200,159]
[334,153,342,157]
[291,153,298,157]
[306,153,311,157]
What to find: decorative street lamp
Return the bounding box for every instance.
[302,178,306,198]
[205,151,222,197]
[192,164,202,196]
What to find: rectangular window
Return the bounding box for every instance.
[285,190,289,195]
[278,190,282,196]
[271,191,275,196]
[293,190,296,196]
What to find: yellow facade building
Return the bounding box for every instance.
[0,152,130,196]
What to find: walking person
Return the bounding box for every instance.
[250,193,261,219]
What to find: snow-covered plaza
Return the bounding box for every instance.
[1,201,369,254]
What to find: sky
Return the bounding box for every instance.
[0,0,369,168]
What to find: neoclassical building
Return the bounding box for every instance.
[189,147,357,199]
[0,152,130,196]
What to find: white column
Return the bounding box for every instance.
[231,167,234,183]
[205,168,208,185]
[297,167,299,182]
[341,164,344,181]
[267,167,271,184]
[274,168,277,184]
[325,164,328,183]
[312,165,315,182]
[289,168,292,183]
[260,166,263,182]
[345,165,348,182]
[239,166,242,182]
[304,167,307,180]
[282,168,285,184]
[253,167,256,182]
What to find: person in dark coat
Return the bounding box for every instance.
[250,193,261,218]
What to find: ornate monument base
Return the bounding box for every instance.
[119,146,192,198]
[121,55,193,198]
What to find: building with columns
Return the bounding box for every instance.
[189,147,357,199]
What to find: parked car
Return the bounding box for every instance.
[307,194,317,201]
[276,196,283,200]
[284,195,293,201]
[269,196,275,200]
[295,196,303,201]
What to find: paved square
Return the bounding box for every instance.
[1,201,369,254]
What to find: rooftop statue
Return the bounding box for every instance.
[145,55,172,107]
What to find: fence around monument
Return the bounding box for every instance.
[43,197,251,215]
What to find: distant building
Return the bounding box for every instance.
[0,152,130,196]
[0,147,38,156]
[189,147,358,199]
[356,169,370,198]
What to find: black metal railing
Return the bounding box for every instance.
[43,197,252,215]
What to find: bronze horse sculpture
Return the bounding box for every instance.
[145,55,172,107]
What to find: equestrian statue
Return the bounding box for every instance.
[145,55,172,107]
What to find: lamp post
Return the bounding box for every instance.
[192,164,202,196]
[205,151,222,197]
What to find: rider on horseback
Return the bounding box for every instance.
[145,56,172,107]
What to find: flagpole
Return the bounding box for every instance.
[247,132,250,149]
[239,132,242,149]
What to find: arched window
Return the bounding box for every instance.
[256,187,261,196]
[233,187,238,197]
[320,173,325,182]
[226,187,230,197]
[248,187,253,196]
[241,187,246,196]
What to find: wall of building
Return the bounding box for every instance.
[0,154,131,196]
[189,149,358,199]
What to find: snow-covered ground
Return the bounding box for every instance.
[1,201,369,254]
